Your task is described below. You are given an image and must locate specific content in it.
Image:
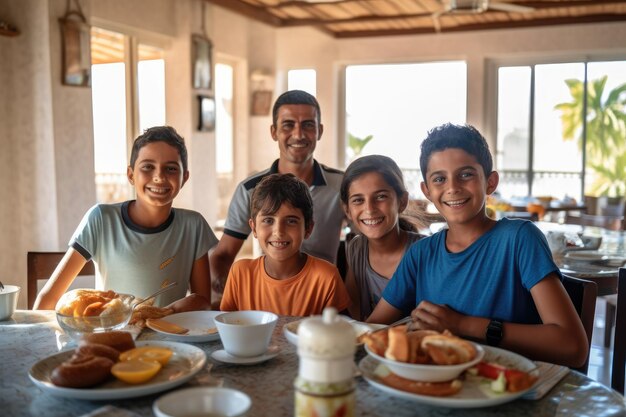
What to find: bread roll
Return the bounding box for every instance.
[421,333,477,365]
[51,354,114,388]
[76,342,120,362]
[385,325,411,362]
[80,331,135,353]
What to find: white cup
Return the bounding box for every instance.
[153,387,251,417]
[215,310,278,357]
[0,285,20,321]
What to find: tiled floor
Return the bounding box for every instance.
[587,297,613,386]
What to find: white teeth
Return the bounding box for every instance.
[290,143,307,148]
[148,187,169,194]
[361,218,383,225]
[269,241,288,248]
[446,199,467,207]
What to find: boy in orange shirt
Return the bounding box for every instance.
[220,173,351,316]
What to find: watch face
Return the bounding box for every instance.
[486,320,503,346]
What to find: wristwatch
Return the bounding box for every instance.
[486,319,504,346]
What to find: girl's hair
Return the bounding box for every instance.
[250,173,314,231]
[341,155,425,232]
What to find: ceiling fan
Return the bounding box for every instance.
[442,0,534,14]
[432,0,534,32]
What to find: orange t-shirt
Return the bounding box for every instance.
[220,255,351,316]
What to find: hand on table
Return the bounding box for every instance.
[409,301,464,335]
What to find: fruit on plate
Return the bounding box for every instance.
[111,358,162,384]
[119,346,173,365]
[473,361,538,393]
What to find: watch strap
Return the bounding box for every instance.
[486,319,504,346]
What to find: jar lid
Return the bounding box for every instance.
[297,307,356,359]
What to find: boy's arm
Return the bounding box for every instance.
[209,234,245,293]
[167,253,212,313]
[33,248,87,310]
[366,298,404,325]
[411,274,589,368]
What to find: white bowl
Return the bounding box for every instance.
[0,285,20,321]
[284,317,386,347]
[364,342,484,382]
[215,310,278,357]
[153,387,251,417]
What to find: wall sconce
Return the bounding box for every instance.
[59,0,91,87]
[250,69,274,116]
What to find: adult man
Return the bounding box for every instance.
[209,90,345,306]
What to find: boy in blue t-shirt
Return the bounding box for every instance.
[368,123,588,368]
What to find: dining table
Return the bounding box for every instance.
[1,310,626,417]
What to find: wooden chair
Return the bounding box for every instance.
[27,252,95,309]
[562,274,598,374]
[565,213,624,231]
[611,267,626,394]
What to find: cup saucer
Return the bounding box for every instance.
[211,346,280,365]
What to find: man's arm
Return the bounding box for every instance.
[209,234,245,294]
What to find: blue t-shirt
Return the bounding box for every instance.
[382,218,560,324]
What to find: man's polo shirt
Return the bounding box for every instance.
[223,159,345,264]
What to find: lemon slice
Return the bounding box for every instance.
[119,346,173,365]
[111,359,162,384]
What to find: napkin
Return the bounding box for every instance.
[78,406,141,417]
[522,361,570,400]
[55,324,142,351]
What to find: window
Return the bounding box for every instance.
[90,27,166,203]
[287,69,316,96]
[215,62,235,221]
[344,61,467,197]
[496,60,626,202]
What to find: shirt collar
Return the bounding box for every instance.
[269,159,327,186]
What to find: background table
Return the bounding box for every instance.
[1,311,625,417]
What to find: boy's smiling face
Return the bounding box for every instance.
[420,148,498,225]
[127,141,188,208]
[250,202,312,265]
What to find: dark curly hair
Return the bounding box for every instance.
[419,123,492,182]
[250,173,314,231]
[129,126,188,172]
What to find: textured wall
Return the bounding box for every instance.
[0,0,59,309]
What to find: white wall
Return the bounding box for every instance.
[1,0,63,309]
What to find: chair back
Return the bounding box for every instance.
[611,267,626,394]
[27,252,95,309]
[565,213,624,231]
[562,274,598,374]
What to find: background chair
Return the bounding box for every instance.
[562,274,598,374]
[611,267,626,394]
[565,213,624,231]
[27,251,95,309]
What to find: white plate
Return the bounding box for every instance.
[146,311,222,342]
[564,250,608,261]
[29,341,206,400]
[283,317,385,346]
[359,345,539,408]
[211,347,279,365]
